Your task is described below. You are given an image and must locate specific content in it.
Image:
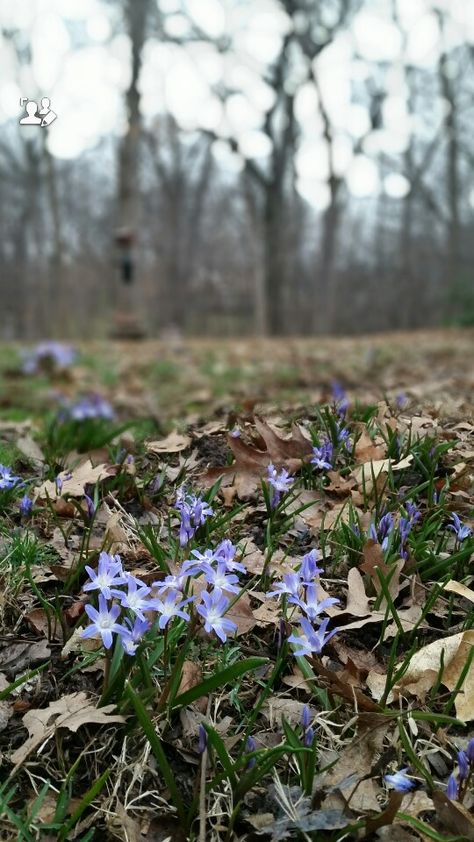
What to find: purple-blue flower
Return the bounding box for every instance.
[266,464,294,508]
[287,616,338,657]
[154,567,190,593]
[61,394,115,422]
[118,574,153,620]
[311,440,333,471]
[175,486,213,546]
[119,616,151,655]
[449,513,472,542]
[196,588,237,643]
[300,549,323,584]
[83,552,126,600]
[20,494,33,517]
[266,572,302,603]
[202,562,241,594]
[446,773,459,800]
[384,768,415,792]
[22,342,76,374]
[297,584,339,622]
[370,512,394,550]
[245,735,256,768]
[216,539,246,573]
[82,594,125,649]
[466,738,474,764]
[457,750,469,782]
[84,491,96,520]
[0,464,22,490]
[152,589,193,629]
[198,724,207,753]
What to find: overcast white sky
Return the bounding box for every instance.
[0,0,473,208]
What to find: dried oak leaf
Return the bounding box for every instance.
[10,691,125,771]
[394,630,474,722]
[36,460,117,500]
[200,421,310,499]
[432,791,474,840]
[146,431,191,454]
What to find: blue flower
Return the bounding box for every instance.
[175,486,213,546]
[267,464,294,508]
[202,562,241,594]
[296,584,339,622]
[20,494,33,517]
[457,750,469,782]
[82,594,126,649]
[196,588,237,643]
[287,617,338,657]
[449,513,472,542]
[311,439,333,471]
[151,589,193,629]
[83,552,126,600]
[118,574,153,621]
[119,617,151,655]
[266,572,302,603]
[0,464,22,490]
[300,549,323,583]
[446,773,459,800]
[384,768,415,792]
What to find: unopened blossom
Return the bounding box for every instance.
[245,735,257,768]
[82,595,125,649]
[196,588,237,643]
[152,589,193,629]
[300,549,323,584]
[20,494,33,517]
[370,512,394,550]
[449,513,472,542]
[175,486,213,546]
[446,773,459,800]
[384,768,415,793]
[84,491,96,520]
[198,724,207,754]
[457,750,470,782]
[266,463,294,508]
[215,539,246,573]
[332,382,349,415]
[287,617,338,657]
[83,552,126,601]
[466,738,474,764]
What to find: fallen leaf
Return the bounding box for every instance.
[36,460,117,500]
[387,631,474,721]
[10,691,125,771]
[177,661,202,698]
[0,639,51,679]
[146,431,191,454]
[432,790,474,840]
[443,579,474,604]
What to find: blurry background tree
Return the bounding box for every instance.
[0,0,473,338]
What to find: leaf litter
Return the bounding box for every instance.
[0,333,474,839]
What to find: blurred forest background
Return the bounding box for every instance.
[0,0,473,339]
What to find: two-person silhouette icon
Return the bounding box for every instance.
[19,97,57,127]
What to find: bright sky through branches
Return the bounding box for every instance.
[1,0,473,206]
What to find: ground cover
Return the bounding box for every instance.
[0,331,474,841]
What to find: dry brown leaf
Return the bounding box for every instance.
[262,697,314,727]
[177,660,202,698]
[321,714,389,813]
[352,455,413,488]
[254,417,312,460]
[443,579,474,603]
[432,791,474,840]
[388,631,474,721]
[10,691,125,771]
[0,639,51,679]
[146,431,191,454]
[16,434,45,464]
[36,460,117,500]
